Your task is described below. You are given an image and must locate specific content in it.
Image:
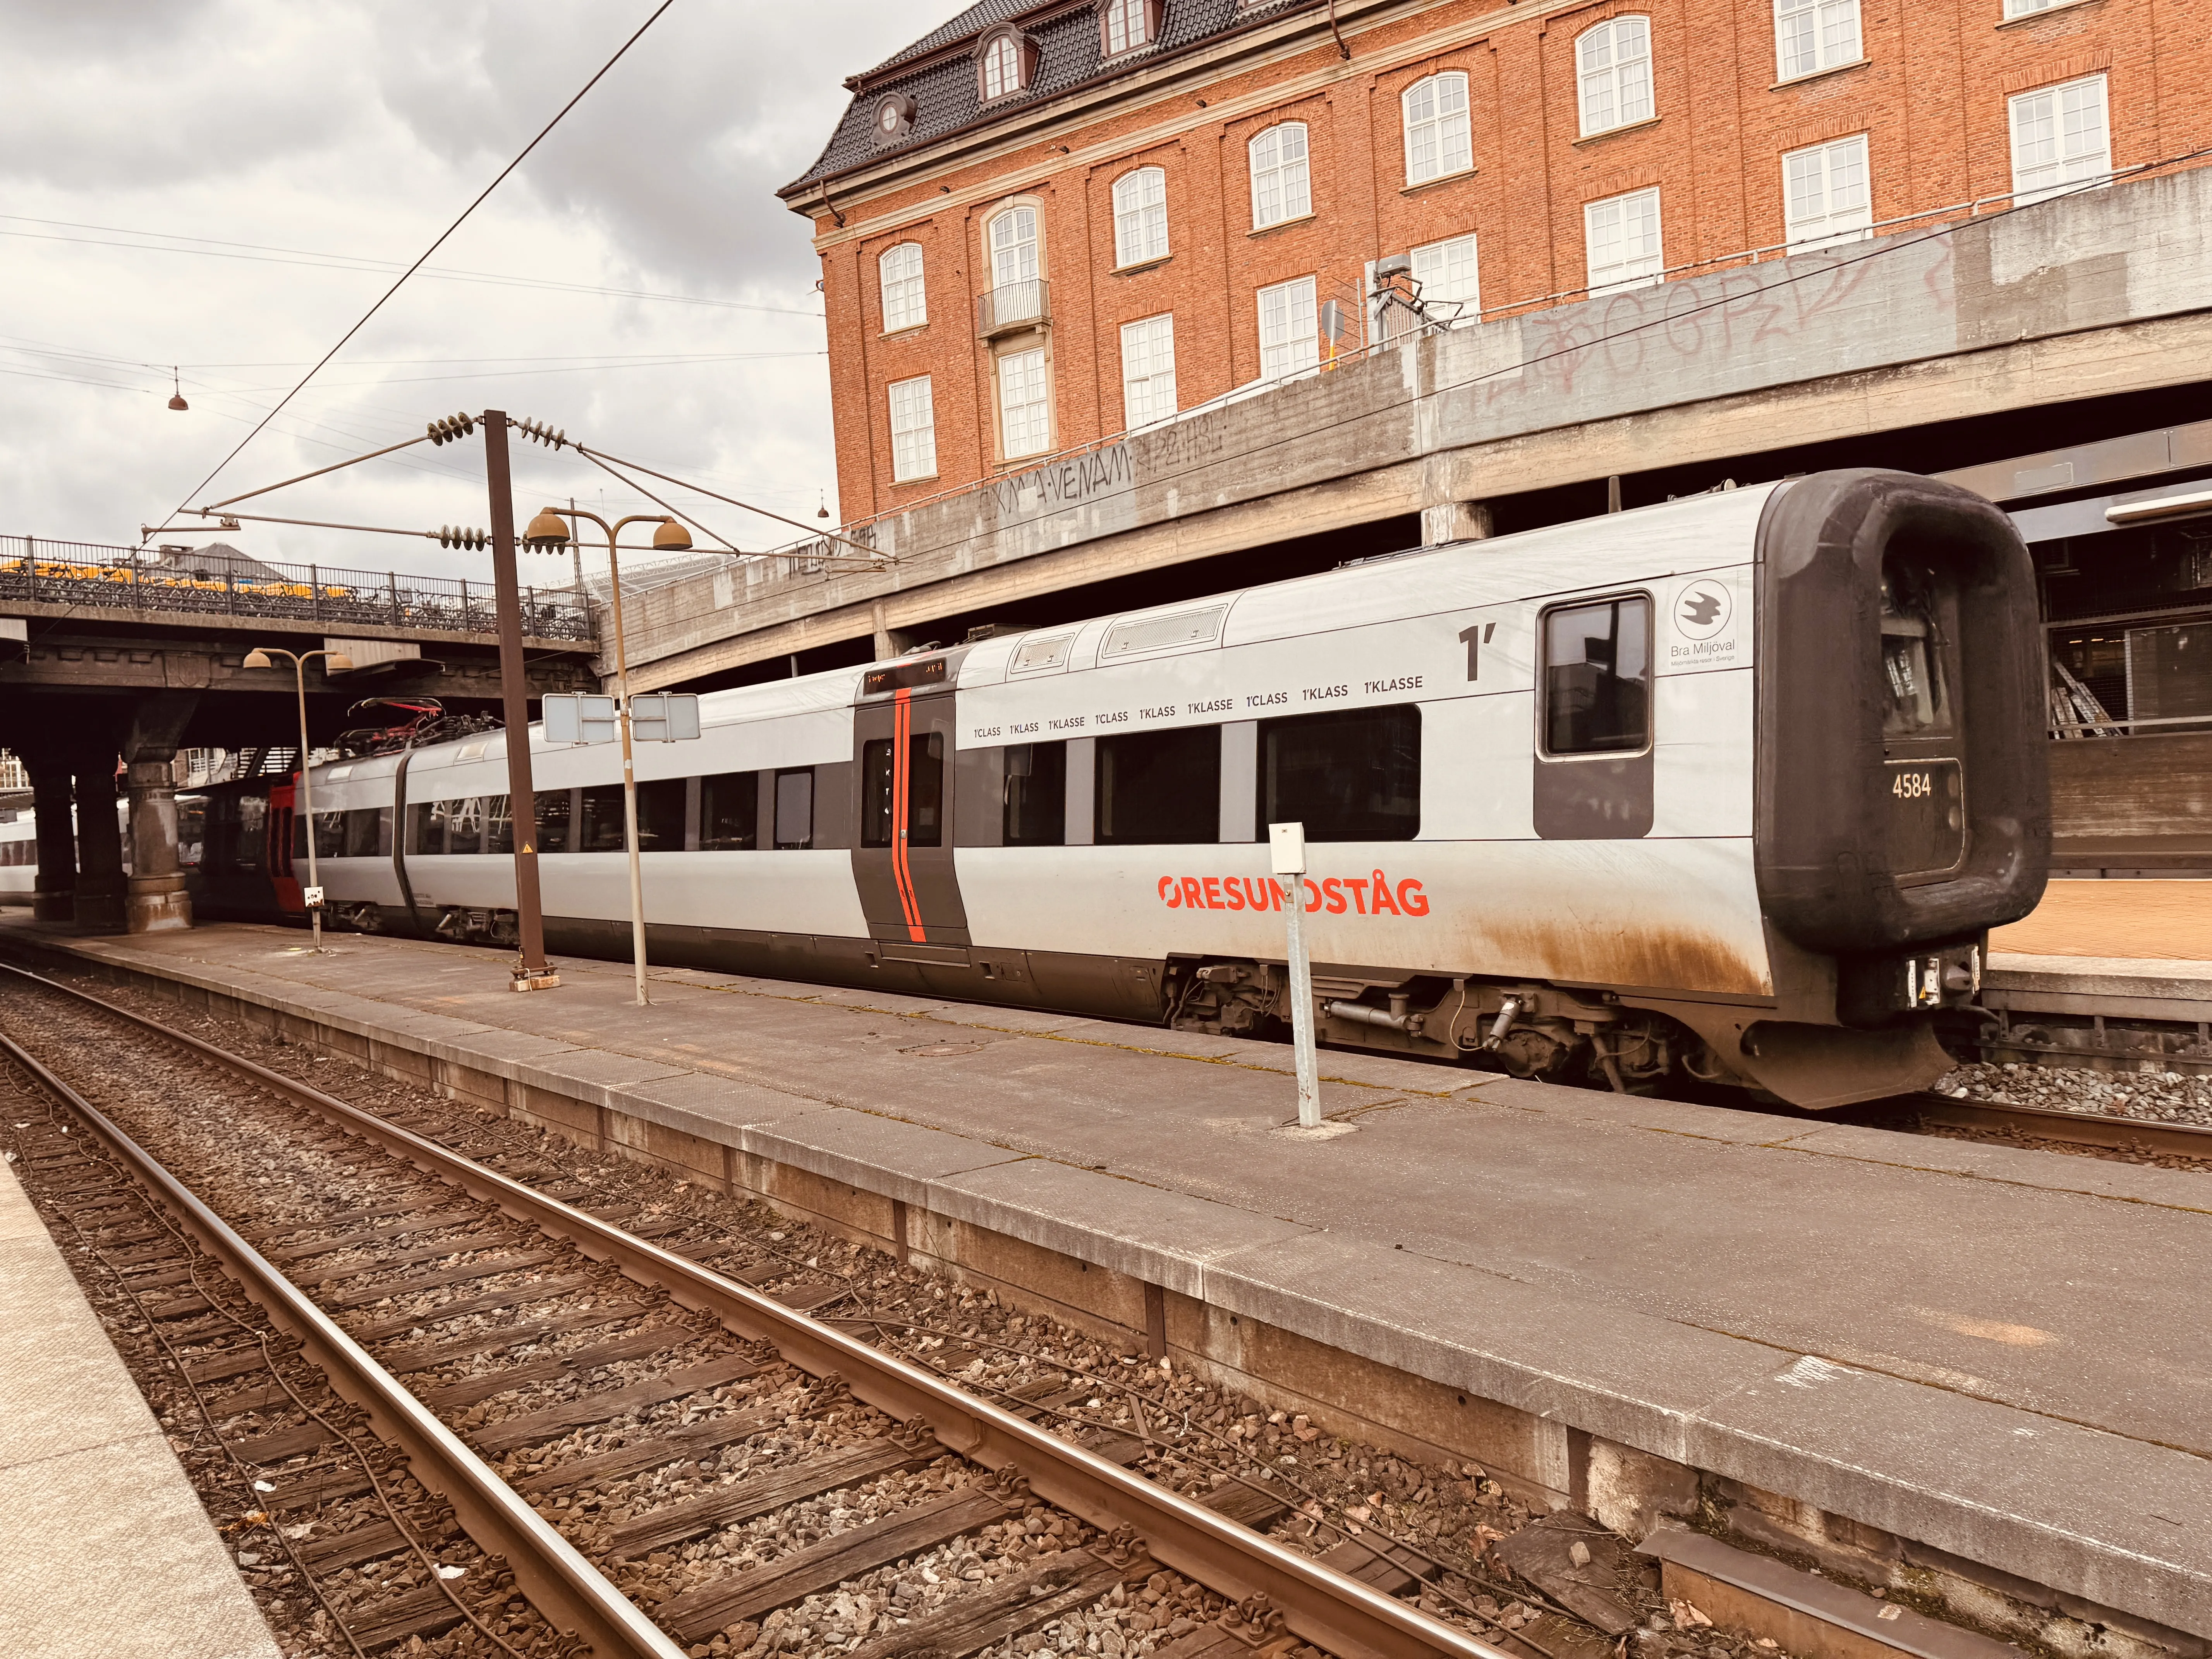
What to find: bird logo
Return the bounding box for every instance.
[1675,580,1731,641]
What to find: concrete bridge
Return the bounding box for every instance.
[610,163,2212,692]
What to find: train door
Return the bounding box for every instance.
[851,686,970,948]
[270,780,304,913]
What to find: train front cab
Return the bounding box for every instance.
[1707,470,2050,1106]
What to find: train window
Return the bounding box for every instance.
[908,733,944,847]
[579,785,626,852]
[450,797,488,854]
[308,811,345,859]
[486,795,513,856]
[1879,552,1955,738]
[774,768,814,849]
[343,807,381,859]
[1258,706,1421,841]
[533,789,574,854]
[635,778,686,851]
[177,797,205,868]
[860,735,945,849]
[1096,727,1222,845]
[699,772,757,850]
[235,795,268,871]
[860,741,892,847]
[1003,741,1066,846]
[1542,596,1652,756]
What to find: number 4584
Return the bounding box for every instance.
[1893,771,1933,799]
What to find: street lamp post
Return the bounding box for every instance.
[521,507,690,1006]
[242,645,355,952]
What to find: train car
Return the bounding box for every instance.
[0,807,39,902]
[253,471,2045,1110]
[0,798,132,905]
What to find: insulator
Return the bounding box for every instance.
[514,416,567,451]
[436,524,488,550]
[426,411,476,447]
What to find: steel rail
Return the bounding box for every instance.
[1,962,1506,1659]
[0,1013,686,1659]
[1897,1091,2212,1161]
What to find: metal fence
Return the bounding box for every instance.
[0,535,595,643]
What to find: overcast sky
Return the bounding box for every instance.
[0,0,933,585]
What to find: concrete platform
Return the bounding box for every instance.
[1990,879,2212,962]
[9,918,2210,1648]
[0,1151,281,1658]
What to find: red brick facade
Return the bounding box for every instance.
[788,0,2197,522]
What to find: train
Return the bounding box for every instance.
[0,471,2049,1109]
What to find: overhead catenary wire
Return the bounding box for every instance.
[144,0,682,550]
[0,215,824,319]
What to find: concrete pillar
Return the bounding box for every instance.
[72,758,126,934]
[1420,500,1493,545]
[121,692,199,934]
[871,599,897,662]
[124,759,191,932]
[24,759,75,924]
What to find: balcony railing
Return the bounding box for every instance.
[976,278,1050,339]
[0,535,595,643]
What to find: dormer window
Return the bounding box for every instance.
[1101,0,1162,57]
[978,29,1036,101]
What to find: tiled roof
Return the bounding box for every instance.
[781,0,1312,197]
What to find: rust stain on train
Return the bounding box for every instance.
[1447,916,1771,997]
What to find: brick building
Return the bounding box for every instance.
[780,0,2187,520]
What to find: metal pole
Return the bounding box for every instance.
[1269,822,1322,1128]
[482,409,555,989]
[297,655,321,954]
[605,526,648,1006]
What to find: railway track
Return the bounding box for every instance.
[0,963,1525,1659]
[1864,1092,2212,1167]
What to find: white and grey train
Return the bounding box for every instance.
[7,471,2049,1108]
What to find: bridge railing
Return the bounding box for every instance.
[0,536,594,643]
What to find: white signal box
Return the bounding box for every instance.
[543,694,616,745]
[543,692,700,745]
[628,693,702,743]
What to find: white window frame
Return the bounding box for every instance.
[2009,74,2112,205]
[1402,72,1473,187]
[1257,275,1319,379]
[878,242,926,333]
[1120,313,1177,428]
[1249,122,1312,230]
[1102,0,1152,56]
[1112,167,1169,267]
[1409,232,1481,323]
[1774,0,1862,82]
[1577,17,1654,137]
[982,34,1022,100]
[888,375,937,483]
[2002,0,2059,15]
[1584,187,1663,295]
[997,347,1053,461]
[988,205,1040,288]
[1783,134,1872,251]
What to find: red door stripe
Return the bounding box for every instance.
[890,690,926,942]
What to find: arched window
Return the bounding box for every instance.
[1774,0,1860,81]
[1111,167,1168,266]
[1402,72,1472,186]
[1249,122,1311,230]
[878,243,926,333]
[988,206,1039,288]
[1577,17,1652,137]
[981,33,1025,100]
[1101,0,1158,55]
